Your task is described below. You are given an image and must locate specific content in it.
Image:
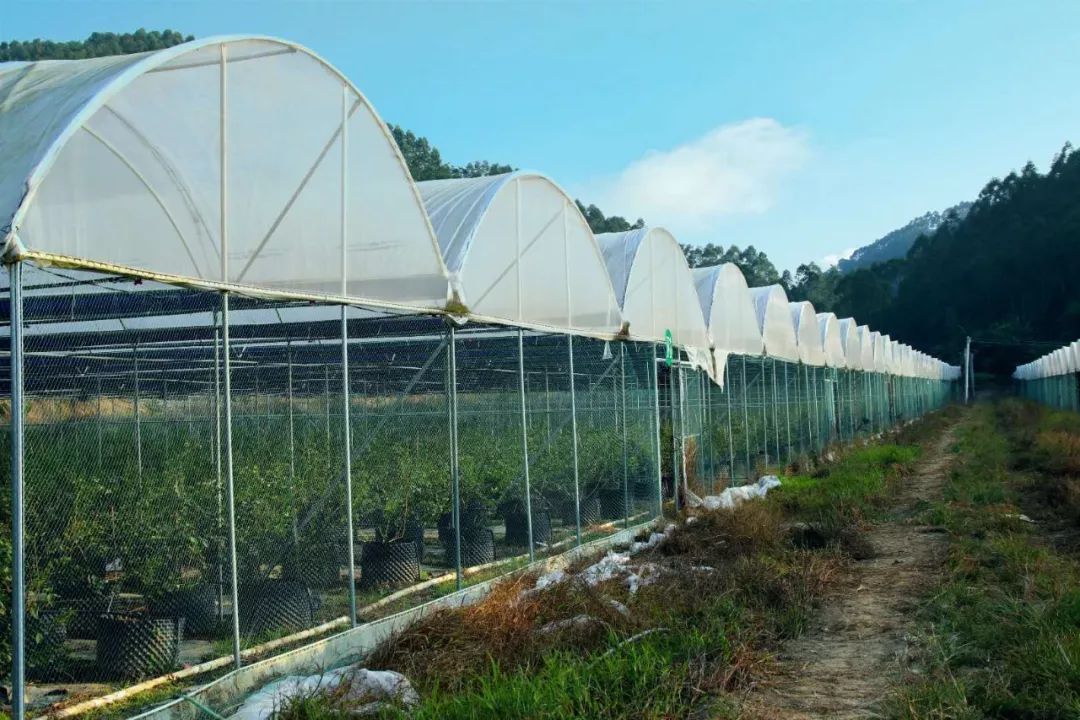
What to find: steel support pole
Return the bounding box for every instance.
[783,362,791,462]
[221,294,242,669]
[213,324,224,622]
[517,330,535,561]
[9,262,26,720]
[771,360,780,463]
[741,357,751,479]
[760,358,769,469]
[620,343,630,529]
[448,327,462,590]
[341,307,357,626]
[134,343,142,480]
[651,350,663,516]
[568,335,582,545]
[724,358,736,482]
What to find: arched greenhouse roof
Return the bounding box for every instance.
[871,331,886,373]
[857,325,875,371]
[0,35,451,309]
[748,285,799,362]
[789,301,825,366]
[596,227,713,374]
[417,172,624,338]
[817,313,846,368]
[837,318,863,370]
[692,263,763,360]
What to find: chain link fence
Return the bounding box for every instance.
[1,260,955,714]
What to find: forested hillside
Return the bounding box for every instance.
[837,202,972,273]
[822,145,1080,373]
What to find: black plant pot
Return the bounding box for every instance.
[26,609,69,680]
[359,539,420,591]
[563,496,601,526]
[437,509,487,547]
[599,488,631,520]
[633,479,656,503]
[504,509,552,546]
[96,613,184,680]
[446,526,495,568]
[151,584,218,637]
[238,580,315,638]
[60,595,138,640]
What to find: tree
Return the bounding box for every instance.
[0,29,193,61]
[679,242,782,287]
[388,125,513,182]
[575,202,644,235]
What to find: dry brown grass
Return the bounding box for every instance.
[368,499,845,700]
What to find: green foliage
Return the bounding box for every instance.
[837,202,972,273]
[891,404,1080,718]
[388,125,513,182]
[827,143,1080,375]
[680,243,783,286]
[574,201,645,235]
[0,29,193,61]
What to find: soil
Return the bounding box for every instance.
[742,424,957,719]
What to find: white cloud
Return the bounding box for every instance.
[822,247,857,267]
[585,118,810,229]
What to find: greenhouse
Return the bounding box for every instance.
[0,35,958,719]
[1015,340,1080,411]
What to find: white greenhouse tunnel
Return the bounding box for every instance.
[596,227,714,377]
[0,33,957,384]
[817,313,847,368]
[749,285,800,363]
[0,36,451,309]
[417,172,624,338]
[838,318,863,371]
[692,262,764,375]
[789,300,826,366]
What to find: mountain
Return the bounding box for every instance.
[827,144,1080,376]
[837,202,973,273]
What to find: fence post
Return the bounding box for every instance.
[741,356,751,479]
[568,335,582,545]
[725,357,736,482]
[783,361,791,462]
[9,261,26,720]
[517,329,535,561]
[221,293,242,669]
[340,308,357,626]
[620,343,630,529]
[651,348,663,516]
[447,326,462,590]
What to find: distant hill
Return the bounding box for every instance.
[837,202,973,273]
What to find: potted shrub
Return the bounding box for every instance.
[96,612,184,680]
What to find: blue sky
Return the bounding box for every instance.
[5,1,1080,272]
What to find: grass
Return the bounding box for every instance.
[889,401,1080,719]
[276,421,935,720]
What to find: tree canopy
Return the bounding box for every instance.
[0,29,192,61]
[680,243,783,288]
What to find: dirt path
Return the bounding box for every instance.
[743,426,958,720]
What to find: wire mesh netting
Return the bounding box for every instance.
[0,259,956,713]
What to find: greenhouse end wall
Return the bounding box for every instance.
[0,259,954,716]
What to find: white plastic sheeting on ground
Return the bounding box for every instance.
[418,172,624,337]
[0,36,450,308]
[597,227,714,378]
[229,666,418,720]
[749,285,800,362]
[692,475,782,511]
